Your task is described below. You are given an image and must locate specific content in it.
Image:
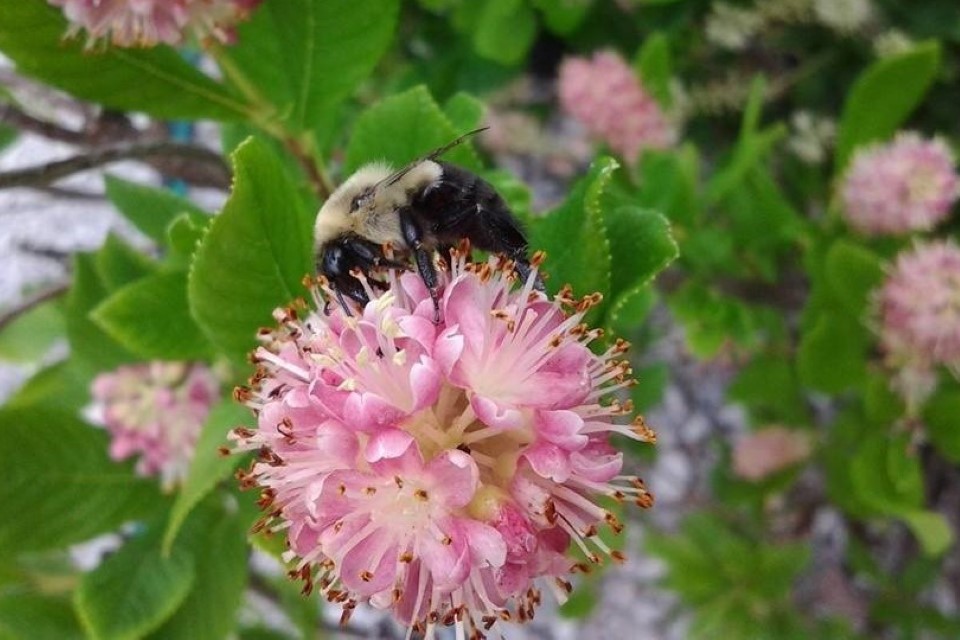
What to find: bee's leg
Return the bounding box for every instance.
[399,208,441,323]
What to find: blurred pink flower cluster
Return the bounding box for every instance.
[49,0,263,47]
[876,240,960,405]
[732,427,811,482]
[558,50,677,165]
[840,132,958,236]
[92,362,219,488]
[232,252,655,635]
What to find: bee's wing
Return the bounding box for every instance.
[377,127,489,189]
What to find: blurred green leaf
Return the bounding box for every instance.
[533,0,593,35]
[729,354,808,424]
[558,585,598,619]
[531,157,617,309]
[924,389,960,463]
[75,530,195,640]
[472,0,537,66]
[0,407,160,555]
[863,373,904,428]
[443,92,486,132]
[824,240,885,318]
[900,510,954,557]
[797,313,868,393]
[634,146,700,228]
[3,360,88,412]
[0,124,18,151]
[163,402,253,553]
[221,0,399,131]
[95,234,157,292]
[849,432,923,515]
[153,502,249,640]
[166,213,209,267]
[634,32,672,108]
[0,592,83,640]
[92,270,213,360]
[835,42,941,168]
[105,176,208,246]
[631,361,668,412]
[0,298,63,363]
[345,85,481,173]
[189,137,313,364]
[65,253,136,372]
[668,281,762,358]
[0,1,249,120]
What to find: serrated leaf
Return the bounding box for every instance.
[607,286,657,337]
[94,235,157,292]
[924,389,960,463]
[531,157,618,305]
[824,240,885,318]
[221,0,399,131]
[0,407,160,555]
[75,532,195,640]
[153,504,249,640]
[92,270,212,360]
[0,1,249,121]
[163,402,252,553]
[0,298,64,363]
[105,176,208,246]
[189,137,313,363]
[473,0,537,66]
[166,213,208,266]
[797,313,868,393]
[835,42,941,168]
[603,206,677,304]
[901,510,954,557]
[634,32,672,108]
[64,253,136,372]
[344,86,481,174]
[0,593,83,640]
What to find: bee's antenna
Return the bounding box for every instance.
[378,127,489,189]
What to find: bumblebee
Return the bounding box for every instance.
[314,128,538,319]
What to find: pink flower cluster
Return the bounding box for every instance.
[92,362,219,488]
[558,50,677,165]
[49,0,263,47]
[876,240,960,403]
[232,251,655,636]
[732,427,811,482]
[840,132,959,236]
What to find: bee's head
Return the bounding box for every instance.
[314,163,394,246]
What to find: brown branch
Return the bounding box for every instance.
[0,141,229,190]
[0,103,88,144]
[0,282,70,332]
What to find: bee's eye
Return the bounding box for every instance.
[350,190,372,212]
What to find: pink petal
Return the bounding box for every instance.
[535,409,589,450]
[433,328,465,379]
[424,449,480,508]
[471,394,526,431]
[409,357,442,411]
[339,528,398,596]
[461,519,508,568]
[522,442,572,482]
[343,392,404,433]
[364,428,423,476]
[421,523,471,592]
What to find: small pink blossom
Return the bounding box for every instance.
[558,50,677,165]
[876,240,960,404]
[732,427,812,482]
[840,132,959,236]
[48,0,263,48]
[232,251,655,635]
[92,362,218,488]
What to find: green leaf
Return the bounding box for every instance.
[0,593,83,640]
[631,361,668,412]
[105,176,208,246]
[602,206,677,307]
[221,0,399,131]
[153,504,249,640]
[634,146,700,227]
[166,213,208,267]
[558,585,598,619]
[924,389,960,463]
[835,42,941,168]
[443,92,486,132]
[189,137,313,363]
[92,270,213,360]
[824,240,885,318]
[163,402,253,553]
[849,432,923,516]
[472,0,537,66]
[901,510,954,557]
[0,1,249,121]
[65,253,136,371]
[95,235,157,292]
[0,298,64,363]
[3,360,89,412]
[607,286,657,337]
[863,373,904,428]
[532,0,594,35]
[0,407,160,555]
[634,33,672,108]
[797,313,869,393]
[0,123,17,152]
[729,354,808,424]
[75,532,195,640]
[344,86,481,174]
[531,157,618,305]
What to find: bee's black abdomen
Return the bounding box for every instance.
[417,162,530,263]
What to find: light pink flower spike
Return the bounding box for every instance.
[91,362,219,489]
[48,0,264,48]
[876,240,960,405]
[840,132,959,236]
[558,50,677,165]
[732,427,811,482]
[232,251,656,637]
